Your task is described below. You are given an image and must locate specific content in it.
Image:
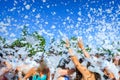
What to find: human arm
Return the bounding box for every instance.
[68,48,96,80]
[58,68,75,76]
[78,39,90,58]
[23,67,36,80]
[65,39,90,75]
[68,48,91,76]
[65,39,95,79]
[4,61,12,70]
[0,61,12,76]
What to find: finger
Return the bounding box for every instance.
[65,38,69,43]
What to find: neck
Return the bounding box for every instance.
[39,72,43,76]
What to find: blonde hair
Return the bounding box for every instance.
[36,60,48,73]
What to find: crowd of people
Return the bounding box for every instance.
[0,38,120,80]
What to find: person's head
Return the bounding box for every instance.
[39,59,48,70]
[37,67,43,74]
[37,63,48,75]
[103,67,115,79]
[40,61,47,68]
[113,57,120,66]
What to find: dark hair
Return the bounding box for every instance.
[79,58,84,63]
[57,57,70,69]
[113,58,120,65]
[87,62,91,68]
[37,65,49,75]
[75,68,82,80]
[94,72,101,80]
[0,53,3,58]
[103,74,109,79]
[95,53,101,58]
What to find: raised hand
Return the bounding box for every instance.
[68,48,75,56]
[78,38,90,58]
[4,61,12,70]
[78,38,84,50]
[65,38,70,48]
[68,48,73,54]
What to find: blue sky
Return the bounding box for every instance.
[0,0,120,46]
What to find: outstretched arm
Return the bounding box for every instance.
[78,39,90,58]
[0,61,12,76]
[65,39,92,76]
[5,61,12,70]
[23,67,36,80]
[68,48,96,80]
[58,68,75,76]
[68,48,91,76]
